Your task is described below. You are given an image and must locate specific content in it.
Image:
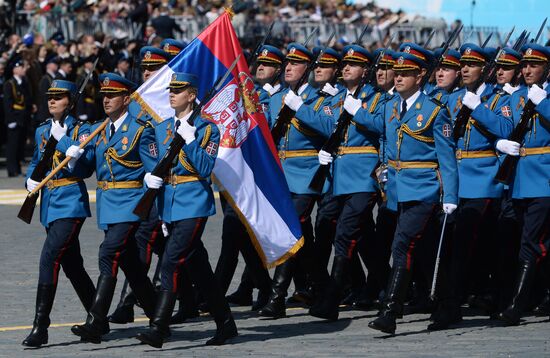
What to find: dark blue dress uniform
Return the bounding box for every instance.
[490,44,550,326]
[216,44,284,309]
[356,51,458,334]
[70,73,158,343]
[22,80,96,348]
[259,43,324,318]
[430,44,515,328]
[136,73,237,348]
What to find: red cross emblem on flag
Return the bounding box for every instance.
[501,105,512,117]
[442,124,452,137]
[205,141,218,156]
[149,143,158,157]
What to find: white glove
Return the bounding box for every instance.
[26,178,39,192]
[284,90,304,112]
[176,120,196,144]
[262,83,277,96]
[318,149,333,165]
[380,168,388,183]
[443,203,457,214]
[66,145,84,169]
[161,222,169,237]
[343,95,362,116]
[50,120,67,141]
[7,122,17,129]
[503,83,519,95]
[462,91,481,110]
[321,83,339,96]
[496,139,520,156]
[528,84,547,105]
[144,172,163,189]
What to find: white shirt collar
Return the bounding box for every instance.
[388,86,395,95]
[58,69,67,78]
[543,81,549,90]
[399,90,421,112]
[175,111,192,126]
[13,75,22,85]
[110,111,128,134]
[475,83,487,96]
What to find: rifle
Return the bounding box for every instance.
[424,29,436,49]
[420,24,463,90]
[531,17,547,44]
[481,32,493,47]
[270,28,321,144]
[495,19,549,184]
[133,55,241,220]
[452,27,514,141]
[248,21,275,72]
[18,58,100,224]
[308,37,393,192]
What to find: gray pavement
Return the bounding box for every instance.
[0,171,549,357]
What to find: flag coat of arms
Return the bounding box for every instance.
[132,10,303,267]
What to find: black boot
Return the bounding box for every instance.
[368,266,411,334]
[71,275,116,343]
[258,259,296,319]
[69,275,96,312]
[252,289,270,311]
[206,314,238,346]
[136,290,176,348]
[108,281,136,324]
[22,284,56,347]
[226,268,254,306]
[427,298,462,331]
[498,261,535,326]
[533,288,550,316]
[131,277,157,319]
[309,256,350,321]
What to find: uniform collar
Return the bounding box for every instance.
[110,111,129,133]
[175,111,192,126]
[399,90,421,112]
[13,75,22,85]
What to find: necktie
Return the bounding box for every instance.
[175,119,181,130]
[400,100,407,119]
[110,123,115,139]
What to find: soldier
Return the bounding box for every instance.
[69,73,158,343]
[222,44,284,308]
[36,54,59,123]
[3,57,33,177]
[429,48,461,101]
[160,38,187,59]
[107,46,173,325]
[495,47,523,93]
[75,55,102,125]
[347,49,458,334]
[135,73,237,348]
[491,44,550,326]
[429,43,514,330]
[305,44,382,320]
[21,80,96,347]
[258,43,323,318]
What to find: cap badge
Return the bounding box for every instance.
[347,49,355,56]
[163,43,170,52]
[262,49,269,56]
[526,48,533,56]
[397,56,405,65]
[465,48,472,55]
[289,48,296,54]
[144,51,152,60]
[404,46,411,53]
[103,77,110,86]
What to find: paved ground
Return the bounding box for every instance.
[0,169,549,357]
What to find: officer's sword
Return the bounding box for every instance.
[430,212,448,300]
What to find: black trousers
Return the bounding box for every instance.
[514,197,550,264]
[6,125,25,176]
[39,218,88,285]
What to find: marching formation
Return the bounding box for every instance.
[18,17,550,350]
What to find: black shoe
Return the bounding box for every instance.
[468,294,497,315]
[533,290,550,317]
[136,290,176,349]
[289,289,314,306]
[226,289,253,306]
[205,315,238,346]
[368,266,411,335]
[22,284,56,347]
[170,300,200,324]
[71,275,116,344]
[427,300,462,331]
[497,261,535,326]
[258,297,286,318]
[251,290,270,311]
[108,304,134,324]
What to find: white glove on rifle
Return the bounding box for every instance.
[321,83,339,96]
[144,172,163,189]
[262,83,277,96]
[318,149,333,165]
[343,95,362,116]
[66,145,84,169]
[496,139,520,156]
[7,122,17,129]
[528,84,547,105]
[26,178,39,192]
[176,120,196,144]
[462,91,481,110]
[443,203,457,214]
[50,120,67,141]
[284,90,304,112]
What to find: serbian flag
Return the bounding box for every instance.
[132,10,303,267]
